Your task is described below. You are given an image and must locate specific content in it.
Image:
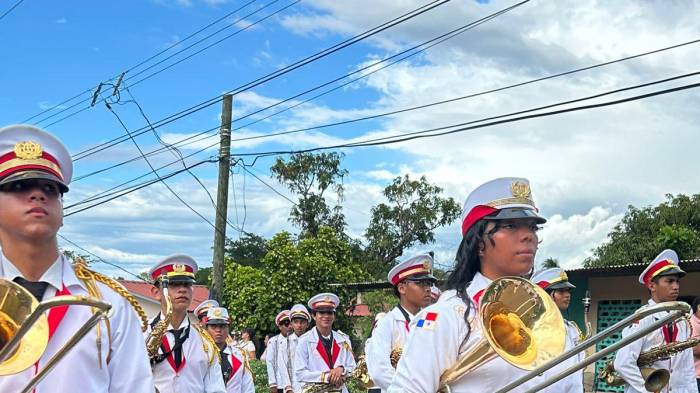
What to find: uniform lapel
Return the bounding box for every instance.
[330,338,340,368]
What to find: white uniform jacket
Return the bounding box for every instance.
[266,334,283,388]
[540,319,584,393]
[222,344,255,393]
[389,272,555,393]
[277,333,303,392]
[0,253,154,393]
[294,328,357,393]
[147,314,226,393]
[366,306,414,392]
[613,299,698,393]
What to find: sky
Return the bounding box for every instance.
[2,0,700,278]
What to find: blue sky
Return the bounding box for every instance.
[2,0,700,277]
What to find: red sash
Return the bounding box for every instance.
[662,322,678,344]
[33,284,71,393]
[230,353,242,382]
[161,334,187,373]
[315,339,341,369]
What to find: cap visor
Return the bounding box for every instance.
[165,275,195,284]
[206,320,228,325]
[0,170,69,192]
[547,281,575,290]
[406,273,437,283]
[657,267,686,279]
[487,208,546,224]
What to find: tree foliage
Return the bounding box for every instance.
[541,257,560,269]
[584,193,700,267]
[221,227,370,337]
[365,175,461,265]
[225,233,268,268]
[271,152,348,237]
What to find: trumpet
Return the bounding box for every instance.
[0,278,112,393]
[493,301,692,393]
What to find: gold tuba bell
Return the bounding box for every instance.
[0,278,111,393]
[438,276,567,392]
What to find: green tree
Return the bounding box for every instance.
[365,175,461,265]
[195,267,212,285]
[542,257,560,268]
[271,152,348,237]
[225,233,268,268]
[221,227,369,338]
[584,193,700,267]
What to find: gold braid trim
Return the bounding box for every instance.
[73,260,149,332]
[193,323,219,366]
[240,349,255,379]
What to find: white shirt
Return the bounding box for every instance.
[389,272,557,393]
[147,314,226,393]
[366,306,414,392]
[614,299,698,393]
[0,253,155,393]
[540,319,584,393]
[277,333,299,392]
[294,328,357,393]
[266,334,282,387]
[221,344,255,393]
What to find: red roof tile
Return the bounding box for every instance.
[118,280,211,313]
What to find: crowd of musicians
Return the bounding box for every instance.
[1,123,699,392]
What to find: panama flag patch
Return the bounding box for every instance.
[416,312,438,330]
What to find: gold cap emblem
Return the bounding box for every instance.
[324,296,331,302]
[422,260,430,270]
[560,271,568,281]
[173,263,186,272]
[510,181,531,200]
[14,141,43,160]
[213,308,222,317]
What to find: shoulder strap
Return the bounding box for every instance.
[73,260,149,332]
[193,323,219,366]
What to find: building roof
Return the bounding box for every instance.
[118,280,211,312]
[567,258,700,278]
[345,303,372,317]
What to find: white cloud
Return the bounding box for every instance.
[55,18,67,24]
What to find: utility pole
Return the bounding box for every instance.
[211,94,232,302]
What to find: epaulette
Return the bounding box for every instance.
[193,323,219,366]
[73,260,149,332]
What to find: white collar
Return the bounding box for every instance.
[1,251,64,291]
[466,271,492,303]
[167,314,191,331]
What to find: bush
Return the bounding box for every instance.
[248,359,366,393]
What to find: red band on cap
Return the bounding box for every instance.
[0,151,64,181]
[151,264,195,280]
[461,205,498,235]
[643,259,674,285]
[536,281,549,290]
[390,264,430,285]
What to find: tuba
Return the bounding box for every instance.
[0,278,111,393]
[438,276,567,392]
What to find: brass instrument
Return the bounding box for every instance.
[600,335,700,391]
[301,347,402,393]
[437,277,567,393]
[493,301,692,393]
[0,278,112,393]
[146,277,172,361]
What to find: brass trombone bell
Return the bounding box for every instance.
[640,367,670,393]
[0,279,49,374]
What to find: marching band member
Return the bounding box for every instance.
[147,254,226,393]
[205,307,255,393]
[267,310,292,393]
[429,285,442,305]
[196,299,220,326]
[295,293,356,393]
[366,253,436,392]
[614,249,698,393]
[531,267,584,393]
[0,124,154,392]
[389,177,558,392]
[278,304,311,392]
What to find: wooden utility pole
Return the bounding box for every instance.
[211,94,232,302]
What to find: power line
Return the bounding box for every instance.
[230,72,700,157]
[68,35,700,186]
[224,37,700,146]
[23,0,263,123]
[66,0,454,161]
[0,0,25,22]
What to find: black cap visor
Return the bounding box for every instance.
[487,208,546,224]
[547,281,576,290]
[0,170,69,193]
[162,275,195,285]
[655,267,686,280]
[404,273,437,284]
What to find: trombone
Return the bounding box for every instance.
[0,278,112,393]
[494,301,691,393]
